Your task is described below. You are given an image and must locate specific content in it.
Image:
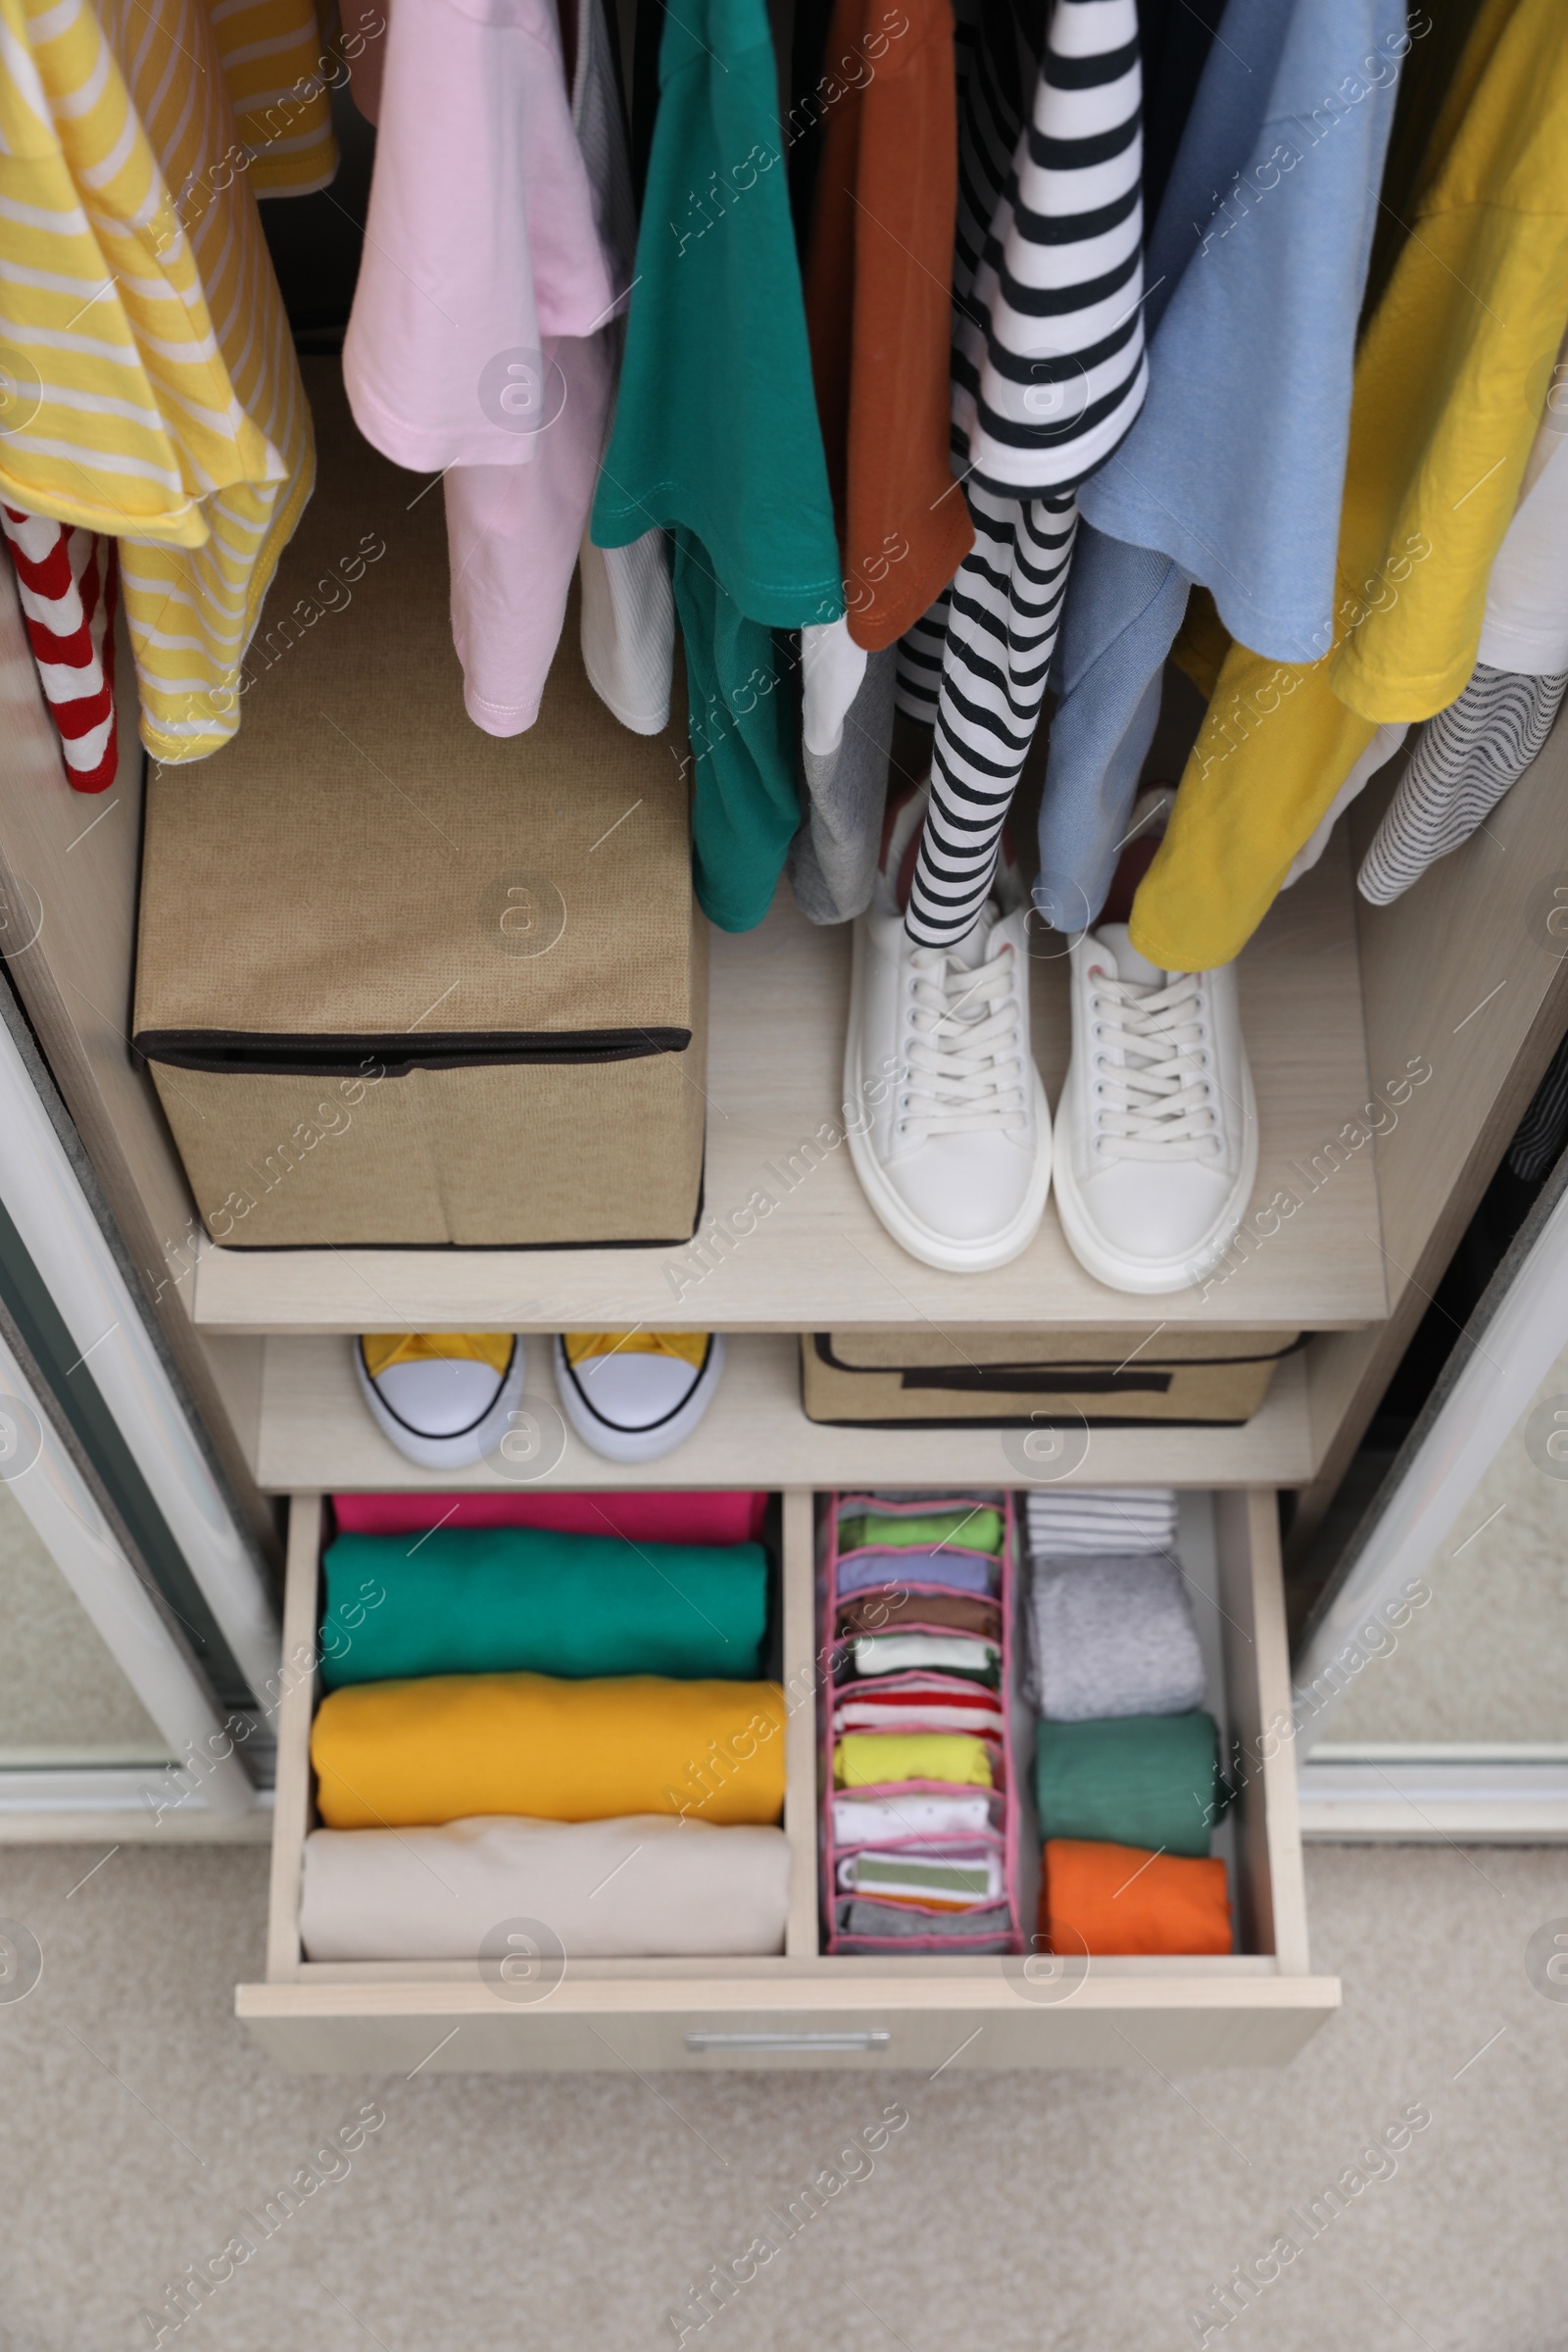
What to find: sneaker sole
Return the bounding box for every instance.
[1052,1063,1261,1297]
[553,1333,726,1463]
[354,1341,527,1470]
[844,922,1053,1275]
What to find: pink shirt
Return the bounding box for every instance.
[342,0,619,472]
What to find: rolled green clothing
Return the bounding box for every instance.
[838,1506,1004,1555]
[319,1528,768,1689]
[1033,1713,1229,1860]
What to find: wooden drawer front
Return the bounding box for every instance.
[236,1490,1339,2072]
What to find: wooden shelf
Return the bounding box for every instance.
[194,833,1388,1336]
[247,1330,1314,1492]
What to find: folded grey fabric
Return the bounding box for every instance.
[1025,1487,1177,1556]
[1025,1552,1205,1721]
[788,644,897,923]
[840,1899,1012,1944]
[300,1815,790,1960]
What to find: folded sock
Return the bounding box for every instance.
[300,1814,790,1960]
[835,1549,998,1598]
[832,1790,995,1842]
[840,1897,1012,1943]
[1025,1489,1176,1555]
[320,1526,768,1687]
[312,1674,787,1827]
[854,1633,1000,1680]
[333,1490,767,1544]
[1040,1838,1232,1956]
[1034,1712,1225,1857]
[835,1592,1003,1641]
[836,1847,1004,1903]
[834,1680,1004,1738]
[833,1733,994,1789]
[839,1506,1004,1554]
[1026,1553,1204,1721]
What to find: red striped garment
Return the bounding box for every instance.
[1,507,119,793]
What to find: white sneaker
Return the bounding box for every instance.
[355,1334,526,1469]
[553,1332,725,1461]
[1053,926,1257,1295]
[845,784,1051,1273]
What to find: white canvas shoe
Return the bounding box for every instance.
[845,785,1051,1273]
[1053,925,1257,1295]
[355,1334,526,1469]
[554,1332,725,1461]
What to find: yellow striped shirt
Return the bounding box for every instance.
[0,0,315,759]
[208,0,338,199]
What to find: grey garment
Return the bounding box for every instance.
[1358,663,1568,906]
[1025,1552,1205,1722]
[839,1899,1013,1945]
[788,644,898,924]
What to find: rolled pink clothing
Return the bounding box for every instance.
[342,0,616,475]
[331,1490,769,1544]
[446,331,612,735]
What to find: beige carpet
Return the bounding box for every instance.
[1,1843,1565,2350]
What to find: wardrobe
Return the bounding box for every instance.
[4,0,1568,2075]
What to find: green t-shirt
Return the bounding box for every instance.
[591,0,843,931]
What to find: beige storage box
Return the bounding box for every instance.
[801,1328,1303,1428]
[132,365,706,1250]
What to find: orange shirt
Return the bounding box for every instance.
[804,0,972,651]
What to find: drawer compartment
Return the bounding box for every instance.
[236,1489,1339,2071]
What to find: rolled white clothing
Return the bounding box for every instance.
[832,1791,995,1844]
[300,1815,790,1960]
[853,1634,1000,1678]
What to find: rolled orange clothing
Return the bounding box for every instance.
[312,1675,787,1828]
[1040,1838,1232,1956]
[804,0,972,650]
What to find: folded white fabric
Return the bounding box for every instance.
[1025,1552,1205,1721]
[833,1791,995,1843]
[299,1814,790,1960]
[835,1846,1004,1904]
[853,1634,1000,1678]
[1025,1487,1177,1556]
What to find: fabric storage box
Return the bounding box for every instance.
[130,362,706,1250]
[801,1329,1302,1428]
[818,1490,1023,1955]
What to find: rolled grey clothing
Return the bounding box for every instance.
[1025,1552,1205,1723]
[840,1898,1013,1945]
[788,644,898,924]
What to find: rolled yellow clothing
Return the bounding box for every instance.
[833,1734,995,1790]
[313,1675,787,1827]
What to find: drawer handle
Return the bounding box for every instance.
[684,2030,891,2053]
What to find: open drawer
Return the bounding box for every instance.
[236,1489,1339,2072]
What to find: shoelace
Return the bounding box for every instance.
[1088,965,1220,1162]
[897,936,1027,1143]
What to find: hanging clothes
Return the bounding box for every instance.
[1130,0,1568,972]
[341,0,671,740]
[0,510,119,791]
[1031,0,1404,935]
[803,0,971,654]
[898,0,1148,948]
[591,0,844,934]
[1308,320,1568,901]
[207,0,340,196]
[0,0,315,760]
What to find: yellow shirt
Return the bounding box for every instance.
[1132,0,1568,972]
[0,0,315,760]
